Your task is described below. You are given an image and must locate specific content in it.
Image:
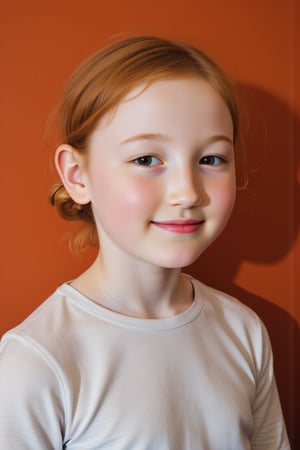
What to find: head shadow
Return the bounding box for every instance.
[188,83,300,446]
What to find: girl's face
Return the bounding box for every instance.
[81,77,236,269]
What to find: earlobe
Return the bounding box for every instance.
[54,144,91,205]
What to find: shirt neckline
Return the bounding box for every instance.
[58,276,203,331]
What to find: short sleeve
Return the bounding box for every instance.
[250,321,290,450]
[0,333,66,449]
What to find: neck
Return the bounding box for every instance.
[71,252,194,319]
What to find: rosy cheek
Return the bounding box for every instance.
[122,179,158,209]
[219,185,236,214]
[209,178,236,212]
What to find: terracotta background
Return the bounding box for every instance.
[1,0,299,446]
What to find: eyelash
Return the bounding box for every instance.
[132,155,162,166]
[132,154,226,167]
[199,155,226,166]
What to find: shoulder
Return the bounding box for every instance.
[190,277,272,365]
[192,277,263,326]
[0,284,83,371]
[0,284,83,410]
[2,284,71,342]
[0,288,69,447]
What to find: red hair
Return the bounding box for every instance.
[49,35,239,251]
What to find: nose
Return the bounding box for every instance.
[167,167,202,208]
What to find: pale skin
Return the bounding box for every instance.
[55,77,236,319]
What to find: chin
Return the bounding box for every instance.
[156,251,205,270]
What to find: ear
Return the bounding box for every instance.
[54,144,91,205]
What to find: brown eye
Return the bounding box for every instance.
[133,155,161,166]
[199,155,225,166]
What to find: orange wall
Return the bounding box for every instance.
[1,0,299,446]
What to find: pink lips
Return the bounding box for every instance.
[152,219,204,234]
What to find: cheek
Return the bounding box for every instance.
[210,177,236,217]
[92,174,159,219]
[123,178,159,211]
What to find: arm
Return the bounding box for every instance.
[0,333,66,449]
[250,322,290,450]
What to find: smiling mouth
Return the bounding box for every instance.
[151,220,204,234]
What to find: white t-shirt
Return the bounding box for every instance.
[0,277,290,449]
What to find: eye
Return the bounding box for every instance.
[132,155,162,166]
[199,155,225,166]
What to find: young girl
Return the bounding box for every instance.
[0,36,290,449]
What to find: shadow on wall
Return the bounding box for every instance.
[188,84,300,448]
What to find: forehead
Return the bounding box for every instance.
[95,77,233,139]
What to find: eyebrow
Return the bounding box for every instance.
[120,133,171,145]
[120,133,233,146]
